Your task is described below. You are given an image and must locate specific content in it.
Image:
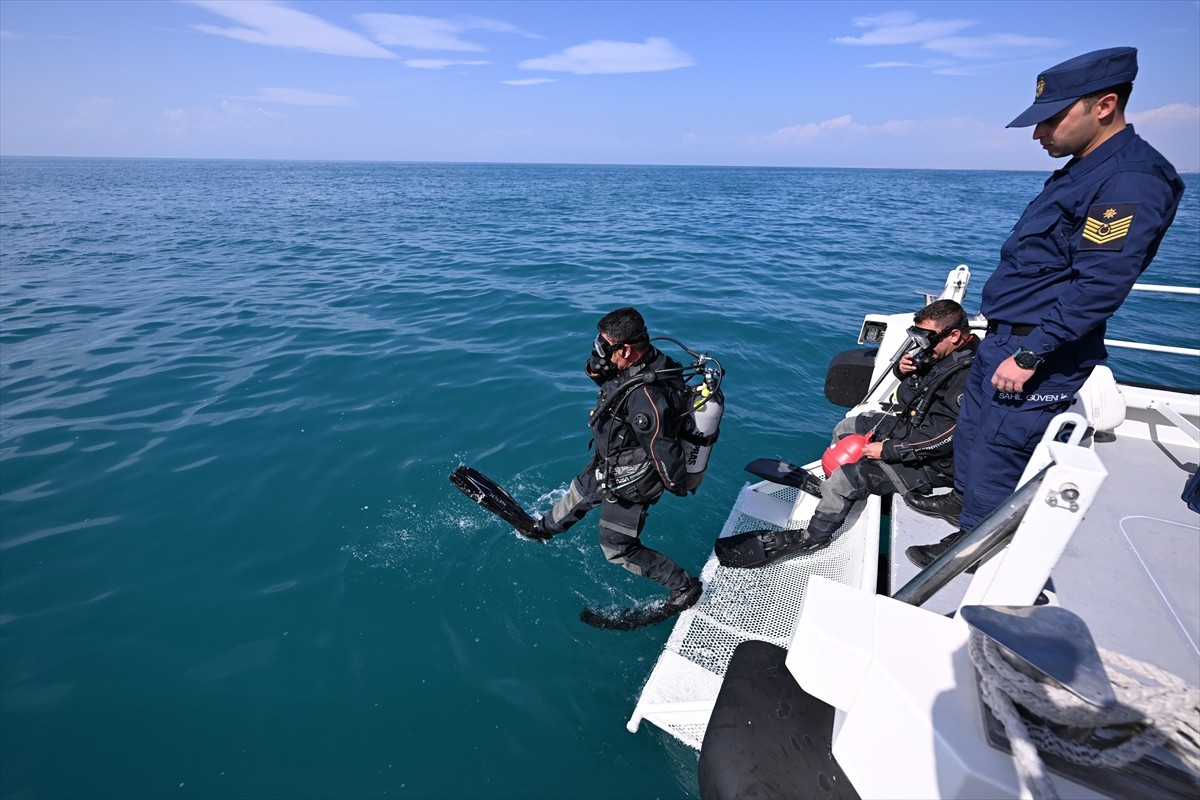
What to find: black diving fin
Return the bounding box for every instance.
[744,458,823,498]
[580,599,691,631]
[714,528,829,568]
[449,466,550,541]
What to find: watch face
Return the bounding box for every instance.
[1015,350,1040,368]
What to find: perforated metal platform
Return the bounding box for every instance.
[627,476,880,750]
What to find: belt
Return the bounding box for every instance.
[986,321,1036,336]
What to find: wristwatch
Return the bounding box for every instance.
[1013,347,1044,370]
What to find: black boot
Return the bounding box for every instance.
[666,577,703,610]
[904,489,962,526]
[801,511,842,550]
[905,531,965,568]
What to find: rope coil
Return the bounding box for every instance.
[968,629,1200,800]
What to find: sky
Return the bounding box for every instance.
[1,0,1198,170]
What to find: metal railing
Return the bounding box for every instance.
[1106,283,1200,357]
[892,463,1053,607]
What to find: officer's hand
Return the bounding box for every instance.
[991,357,1035,393]
[861,442,884,459]
[897,353,917,374]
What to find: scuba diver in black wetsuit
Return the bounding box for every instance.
[530,307,703,612]
[800,300,978,549]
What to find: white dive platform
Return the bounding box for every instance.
[627,466,881,749]
[628,266,1200,799]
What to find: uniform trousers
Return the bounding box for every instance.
[954,333,1092,531]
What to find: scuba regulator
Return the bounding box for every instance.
[905,311,968,371]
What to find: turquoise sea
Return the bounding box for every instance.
[1,158,1197,800]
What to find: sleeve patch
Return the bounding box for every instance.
[1080,202,1136,250]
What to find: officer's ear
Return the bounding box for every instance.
[1088,91,1120,123]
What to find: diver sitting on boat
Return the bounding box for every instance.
[802,299,978,550]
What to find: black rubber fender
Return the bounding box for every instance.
[699,640,860,800]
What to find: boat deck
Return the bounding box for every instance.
[890,423,1200,686]
[632,388,1200,754]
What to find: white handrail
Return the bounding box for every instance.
[1130,283,1200,295]
[1113,284,1199,355]
[1147,399,1200,444]
[1104,339,1200,357]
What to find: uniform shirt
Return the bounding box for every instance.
[981,125,1184,360]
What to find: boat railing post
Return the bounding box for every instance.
[891,463,1052,607]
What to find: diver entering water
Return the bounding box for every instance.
[450,306,724,628]
[802,300,978,549]
[532,307,715,613]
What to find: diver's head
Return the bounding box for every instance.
[594,307,650,371]
[907,299,970,369]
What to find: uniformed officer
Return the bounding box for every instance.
[906,47,1185,566]
[532,308,703,611]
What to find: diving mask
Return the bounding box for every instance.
[906,325,948,369]
[593,333,621,361]
[906,325,947,352]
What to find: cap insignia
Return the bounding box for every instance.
[1036,77,1045,98]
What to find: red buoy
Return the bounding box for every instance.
[822,432,873,477]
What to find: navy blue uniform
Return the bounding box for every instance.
[955,126,1184,529]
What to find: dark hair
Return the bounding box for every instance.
[1081,82,1132,114]
[597,307,650,347]
[915,299,968,334]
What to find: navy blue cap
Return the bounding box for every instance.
[1007,47,1138,128]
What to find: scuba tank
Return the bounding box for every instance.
[682,371,724,493]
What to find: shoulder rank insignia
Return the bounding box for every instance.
[1081,202,1136,250]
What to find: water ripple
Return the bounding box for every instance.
[0,157,1195,800]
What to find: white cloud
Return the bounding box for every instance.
[835,12,1063,62]
[241,87,352,106]
[0,29,14,39]
[1128,103,1200,127]
[768,114,861,144]
[404,58,489,69]
[763,114,991,146]
[358,13,536,52]
[519,37,694,75]
[834,11,974,46]
[503,78,557,86]
[189,0,395,59]
[160,100,284,138]
[924,34,1062,60]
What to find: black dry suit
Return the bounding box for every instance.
[533,346,694,593]
[590,347,690,502]
[807,336,979,542]
[877,334,980,478]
